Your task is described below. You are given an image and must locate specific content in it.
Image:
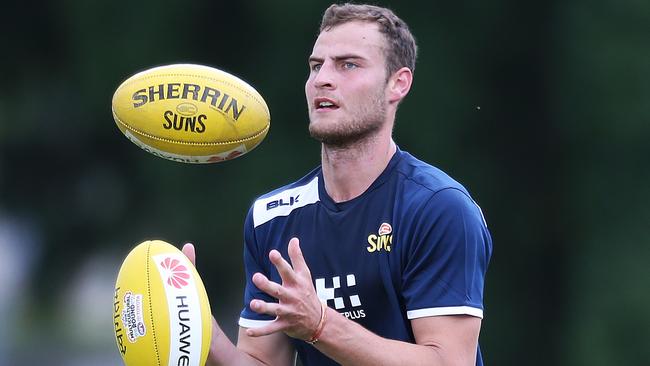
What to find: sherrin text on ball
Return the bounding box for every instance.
[112,64,270,163]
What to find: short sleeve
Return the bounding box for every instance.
[238,207,277,328]
[401,188,492,320]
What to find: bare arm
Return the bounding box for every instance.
[235,328,294,366]
[246,238,482,366]
[202,321,294,366]
[182,243,295,366]
[313,312,480,366]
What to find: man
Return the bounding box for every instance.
[184,3,492,365]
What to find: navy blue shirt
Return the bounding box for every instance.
[239,149,492,365]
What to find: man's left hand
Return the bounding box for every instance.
[246,237,323,341]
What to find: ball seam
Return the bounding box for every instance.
[146,242,162,366]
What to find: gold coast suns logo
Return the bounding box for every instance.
[367,222,393,253]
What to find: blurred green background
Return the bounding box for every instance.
[1,0,649,365]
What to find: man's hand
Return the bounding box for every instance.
[246,237,323,341]
[182,242,196,266]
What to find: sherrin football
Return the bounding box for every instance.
[113,240,212,366]
[112,64,270,163]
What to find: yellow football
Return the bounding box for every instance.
[113,240,212,366]
[112,64,270,163]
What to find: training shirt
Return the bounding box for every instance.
[239,148,492,366]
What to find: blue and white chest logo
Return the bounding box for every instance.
[315,274,366,320]
[253,177,319,227]
[366,222,393,253]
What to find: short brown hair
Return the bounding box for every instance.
[319,3,418,77]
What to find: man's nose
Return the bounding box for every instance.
[312,63,335,89]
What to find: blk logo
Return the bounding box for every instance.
[160,257,190,289]
[266,194,300,210]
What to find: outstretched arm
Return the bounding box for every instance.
[246,238,481,366]
[311,310,480,366]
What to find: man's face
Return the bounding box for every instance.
[305,21,390,147]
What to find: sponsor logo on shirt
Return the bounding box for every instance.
[252,177,320,227]
[367,222,393,253]
[315,274,366,320]
[266,194,300,210]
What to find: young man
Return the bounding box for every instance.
[184,3,492,365]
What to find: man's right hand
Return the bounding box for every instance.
[182,242,197,267]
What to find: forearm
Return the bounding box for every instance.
[313,309,458,366]
[206,318,267,366]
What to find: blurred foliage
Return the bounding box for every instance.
[0,0,649,365]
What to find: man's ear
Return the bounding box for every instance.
[387,67,413,104]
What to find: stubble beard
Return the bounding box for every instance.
[309,91,387,148]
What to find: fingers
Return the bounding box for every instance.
[250,299,281,316]
[246,319,285,337]
[269,249,297,284]
[182,243,196,267]
[269,237,310,283]
[287,238,309,275]
[252,272,285,300]
[248,299,286,336]
[246,238,318,340]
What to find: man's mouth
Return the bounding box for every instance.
[314,98,339,110]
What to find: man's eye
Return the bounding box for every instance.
[343,62,357,70]
[311,64,322,71]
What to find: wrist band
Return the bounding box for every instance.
[306,301,327,345]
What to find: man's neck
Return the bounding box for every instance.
[321,133,396,203]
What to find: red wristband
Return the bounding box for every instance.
[306,301,327,345]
